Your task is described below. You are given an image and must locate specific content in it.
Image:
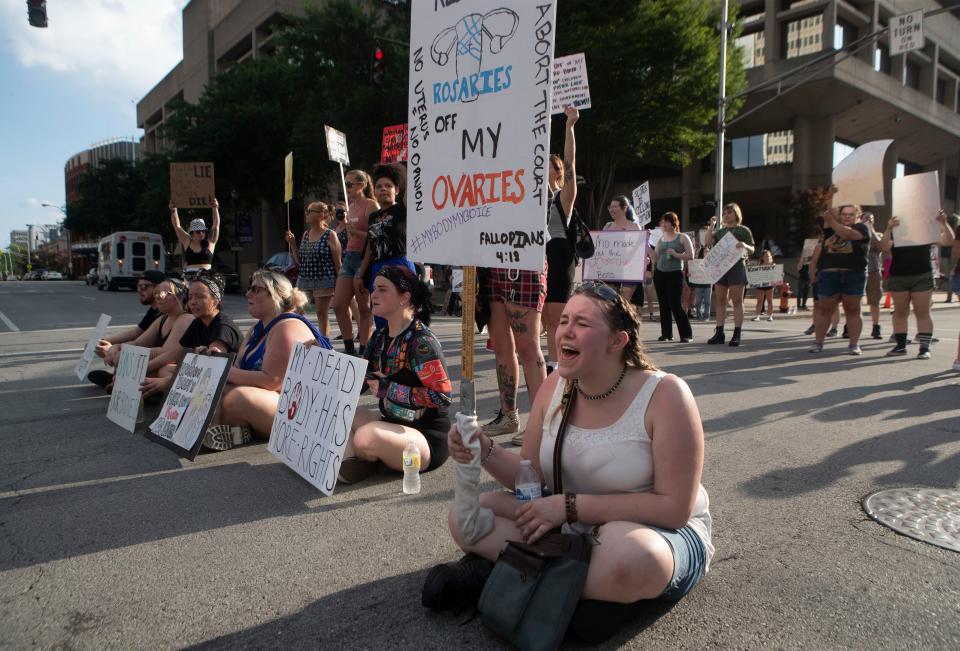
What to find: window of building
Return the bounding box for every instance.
[784,15,822,59]
[732,130,794,169]
[736,31,765,69]
[834,21,857,50]
[874,47,891,74]
[936,78,947,104]
[904,60,921,89]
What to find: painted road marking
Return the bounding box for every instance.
[0,311,19,332]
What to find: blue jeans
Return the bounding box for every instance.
[694,286,711,320]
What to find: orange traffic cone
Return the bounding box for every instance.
[883,291,892,309]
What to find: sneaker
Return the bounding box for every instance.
[202,424,236,451]
[482,410,520,436]
[826,327,839,338]
[848,344,862,356]
[485,338,495,352]
[87,369,113,388]
[917,349,931,360]
[751,315,761,322]
[886,345,907,357]
[766,315,774,322]
[231,425,252,446]
[421,553,494,613]
[510,431,524,446]
[337,456,376,484]
[808,342,824,354]
[871,324,882,340]
[803,324,816,336]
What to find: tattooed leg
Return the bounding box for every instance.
[496,363,518,412]
[506,302,547,405]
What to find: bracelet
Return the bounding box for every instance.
[565,492,578,523]
[480,439,497,465]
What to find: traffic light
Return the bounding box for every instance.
[372,40,385,85]
[27,0,47,28]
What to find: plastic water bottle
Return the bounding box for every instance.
[402,441,421,494]
[515,459,542,502]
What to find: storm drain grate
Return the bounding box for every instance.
[862,488,960,553]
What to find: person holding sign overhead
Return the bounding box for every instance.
[649,212,694,342]
[878,209,954,359]
[202,269,332,451]
[170,199,219,275]
[704,204,754,346]
[336,265,452,484]
[332,170,379,357]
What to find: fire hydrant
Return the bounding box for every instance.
[779,282,793,313]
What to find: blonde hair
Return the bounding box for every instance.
[251,269,308,314]
[723,203,743,224]
[347,170,375,200]
[550,154,565,188]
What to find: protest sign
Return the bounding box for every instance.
[551,53,590,115]
[648,227,664,249]
[381,124,409,163]
[632,182,651,227]
[700,232,745,285]
[147,352,232,460]
[746,264,784,288]
[452,268,464,293]
[831,140,893,207]
[891,172,941,247]
[75,314,111,381]
[170,162,215,209]
[106,345,149,433]
[268,343,368,495]
[406,1,557,271]
[324,125,350,166]
[582,230,649,282]
[284,152,293,203]
[687,259,711,285]
[800,238,818,262]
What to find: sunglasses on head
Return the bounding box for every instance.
[576,280,621,302]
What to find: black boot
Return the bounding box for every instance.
[728,326,742,347]
[707,326,725,345]
[871,324,881,340]
[421,553,494,613]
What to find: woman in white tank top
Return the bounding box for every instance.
[424,280,714,641]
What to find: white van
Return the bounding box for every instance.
[97,232,166,290]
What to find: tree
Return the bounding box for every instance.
[554,0,746,224]
[65,158,145,238]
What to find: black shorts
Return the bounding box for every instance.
[716,261,747,287]
[381,409,450,472]
[545,237,576,303]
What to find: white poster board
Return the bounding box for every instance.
[147,353,232,460]
[632,181,651,227]
[687,259,711,285]
[551,52,590,115]
[648,227,664,249]
[700,232,744,285]
[891,172,941,247]
[582,230,649,282]
[451,268,464,293]
[800,238,818,262]
[831,139,893,208]
[75,314,111,381]
[324,125,350,166]
[268,343,368,495]
[890,10,924,56]
[106,345,149,433]
[746,264,784,288]
[406,0,557,271]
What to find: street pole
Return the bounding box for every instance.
[715,0,729,225]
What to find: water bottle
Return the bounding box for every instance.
[402,441,421,494]
[515,459,542,502]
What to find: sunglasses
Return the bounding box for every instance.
[344,180,364,189]
[576,280,620,302]
[247,285,267,295]
[137,283,154,291]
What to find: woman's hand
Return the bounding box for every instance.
[707,215,717,229]
[886,216,900,232]
[448,423,484,464]
[212,197,219,210]
[734,241,744,250]
[95,339,112,359]
[514,495,566,544]
[168,200,176,213]
[284,230,296,245]
[564,105,579,128]
[141,375,171,399]
[353,277,367,297]
[936,209,946,224]
[194,346,209,355]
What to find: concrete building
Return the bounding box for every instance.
[9,230,28,249]
[65,138,140,205]
[644,0,960,250]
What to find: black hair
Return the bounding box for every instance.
[371,163,405,204]
[376,264,431,326]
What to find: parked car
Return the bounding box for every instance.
[85,268,98,285]
[214,265,243,294]
[260,252,299,285]
[42,271,63,280]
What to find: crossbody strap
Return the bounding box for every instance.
[552,384,577,495]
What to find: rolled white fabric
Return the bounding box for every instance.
[453,411,495,544]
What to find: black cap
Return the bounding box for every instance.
[141,270,167,285]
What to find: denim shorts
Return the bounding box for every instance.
[650,525,707,601]
[816,270,865,298]
[951,273,960,294]
[339,250,363,278]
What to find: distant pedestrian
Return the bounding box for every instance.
[285,202,340,338]
[704,203,755,347]
[751,250,775,322]
[689,244,711,321]
[860,212,884,339]
[650,212,694,342]
[602,196,641,302]
[948,213,960,303]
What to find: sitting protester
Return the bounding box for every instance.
[423,281,713,644]
[141,272,242,398]
[336,265,453,484]
[202,270,333,451]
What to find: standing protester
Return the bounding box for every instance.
[861,212,885,339]
[797,225,821,311]
[689,243,712,322]
[541,107,580,378]
[948,214,960,303]
[481,107,579,442]
[286,202,340,338]
[751,250,776,322]
[602,196,641,303]
[336,265,452,484]
[332,171,379,356]
[649,212,694,341]
[807,201,870,355]
[704,203,755,346]
[170,199,219,275]
[878,210,955,358]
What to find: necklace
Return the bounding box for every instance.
[574,365,628,401]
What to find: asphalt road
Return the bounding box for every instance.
[1,281,958,649]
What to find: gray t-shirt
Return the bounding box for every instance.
[656,235,687,273]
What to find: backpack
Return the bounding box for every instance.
[554,193,595,263]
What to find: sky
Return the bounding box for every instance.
[0,0,189,248]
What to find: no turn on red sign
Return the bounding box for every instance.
[889,10,924,57]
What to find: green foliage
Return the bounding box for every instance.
[784,185,831,246]
[65,158,146,238]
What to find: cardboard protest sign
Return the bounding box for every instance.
[746,264,784,288]
[551,53,590,115]
[700,232,745,285]
[687,259,711,285]
[284,152,293,203]
[406,0,557,271]
[891,172,941,247]
[632,182,651,227]
[800,238,819,262]
[268,343,368,495]
[147,352,232,460]
[583,230,649,282]
[106,345,149,433]
[831,140,893,208]
[381,124,409,163]
[75,314,111,381]
[170,162,215,209]
[324,125,350,166]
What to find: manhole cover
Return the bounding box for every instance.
[862,488,960,552]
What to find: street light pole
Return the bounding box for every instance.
[41,203,72,278]
[714,0,729,225]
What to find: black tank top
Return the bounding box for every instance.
[154,315,170,347]
[184,238,213,265]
